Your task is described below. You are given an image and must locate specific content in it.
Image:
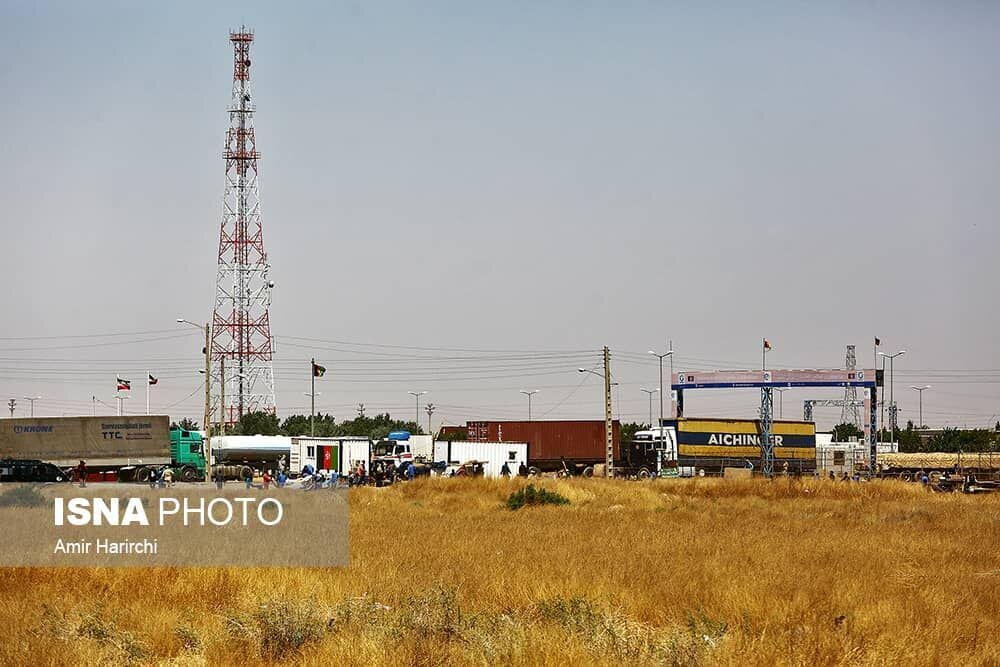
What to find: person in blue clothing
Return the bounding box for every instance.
[277,470,287,488]
[406,461,416,481]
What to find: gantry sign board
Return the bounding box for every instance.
[672,369,877,391]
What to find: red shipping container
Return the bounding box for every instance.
[466,420,620,466]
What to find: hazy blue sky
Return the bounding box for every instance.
[2,1,998,430]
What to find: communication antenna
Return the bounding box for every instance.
[211,26,277,425]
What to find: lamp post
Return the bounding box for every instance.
[178,317,212,436]
[22,396,41,417]
[911,385,930,429]
[648,348,674,455]
[519,390,539,421]
[577,373,617,419]
[774,387,789,420]
[641,388,658,426]
[879,350,906,446]
[408,391,427,431]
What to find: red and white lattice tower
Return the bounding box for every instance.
[211,27,276,424]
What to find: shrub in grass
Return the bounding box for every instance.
[0,485,46,507]
[506,484,569,510]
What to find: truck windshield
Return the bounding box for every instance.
[373,443,393,457]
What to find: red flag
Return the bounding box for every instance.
[312,362,326,378]
[763,339,772,351]
[117,376,131,391]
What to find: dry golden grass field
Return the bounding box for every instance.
[1,477,998,665]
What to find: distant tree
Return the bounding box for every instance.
[995,421,1000,432]
[170,417,200,431]
[280,413,337,436]
[832,422,864,442]
[232,410,281,436]
[926,428,995,454]
[335,412,422,440]
[620,421,649,444]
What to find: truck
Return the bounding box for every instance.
[465,420,621,476]
[0,415,207,483]
[369,431,438,484]
[631,418,817,476]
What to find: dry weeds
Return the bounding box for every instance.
[2,477,998,665]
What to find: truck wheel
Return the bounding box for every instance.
[638,467,651,480]
[135,466,154,484]
[528,467,540,477]
[582,466,594,478]
[180,466,196,483]
[241,466,254,482]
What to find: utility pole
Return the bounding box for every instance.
[180,317,213,464]
[425,403,435,437]
[7,399,14,418]
[519,390,539,421]
[668,340,675,418]
[641,388,658,426]
[603,346,614,478]
[92,396,96,417]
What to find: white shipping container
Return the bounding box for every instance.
[433,441,528,478]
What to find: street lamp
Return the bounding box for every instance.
[648,349,674,454]
[178,318,212,441]
[408,391,427,430]
[641,388,658,426]
[773,387,789,420]
[577,371,618,415]
[519,390,539,421]
[22,396,41,417]
[879,350,906,445]
[911,385,930,429]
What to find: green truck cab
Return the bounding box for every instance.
[168,427,208,482]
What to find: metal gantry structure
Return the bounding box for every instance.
[803,398,865,422]
[841,345,862,428]
[675,369,878,477]
[211,27,277,426]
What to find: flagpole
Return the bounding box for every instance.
[310,358,315,437]
[146,371,150,416]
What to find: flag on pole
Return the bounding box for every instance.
[874,337,880,347]
[148,374,158,386]
[117,376,131,391]
[312,362,326,378]
[763,339,772,351]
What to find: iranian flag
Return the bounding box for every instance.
[117,376,131,391]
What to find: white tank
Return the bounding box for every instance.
[210,435,291,463]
